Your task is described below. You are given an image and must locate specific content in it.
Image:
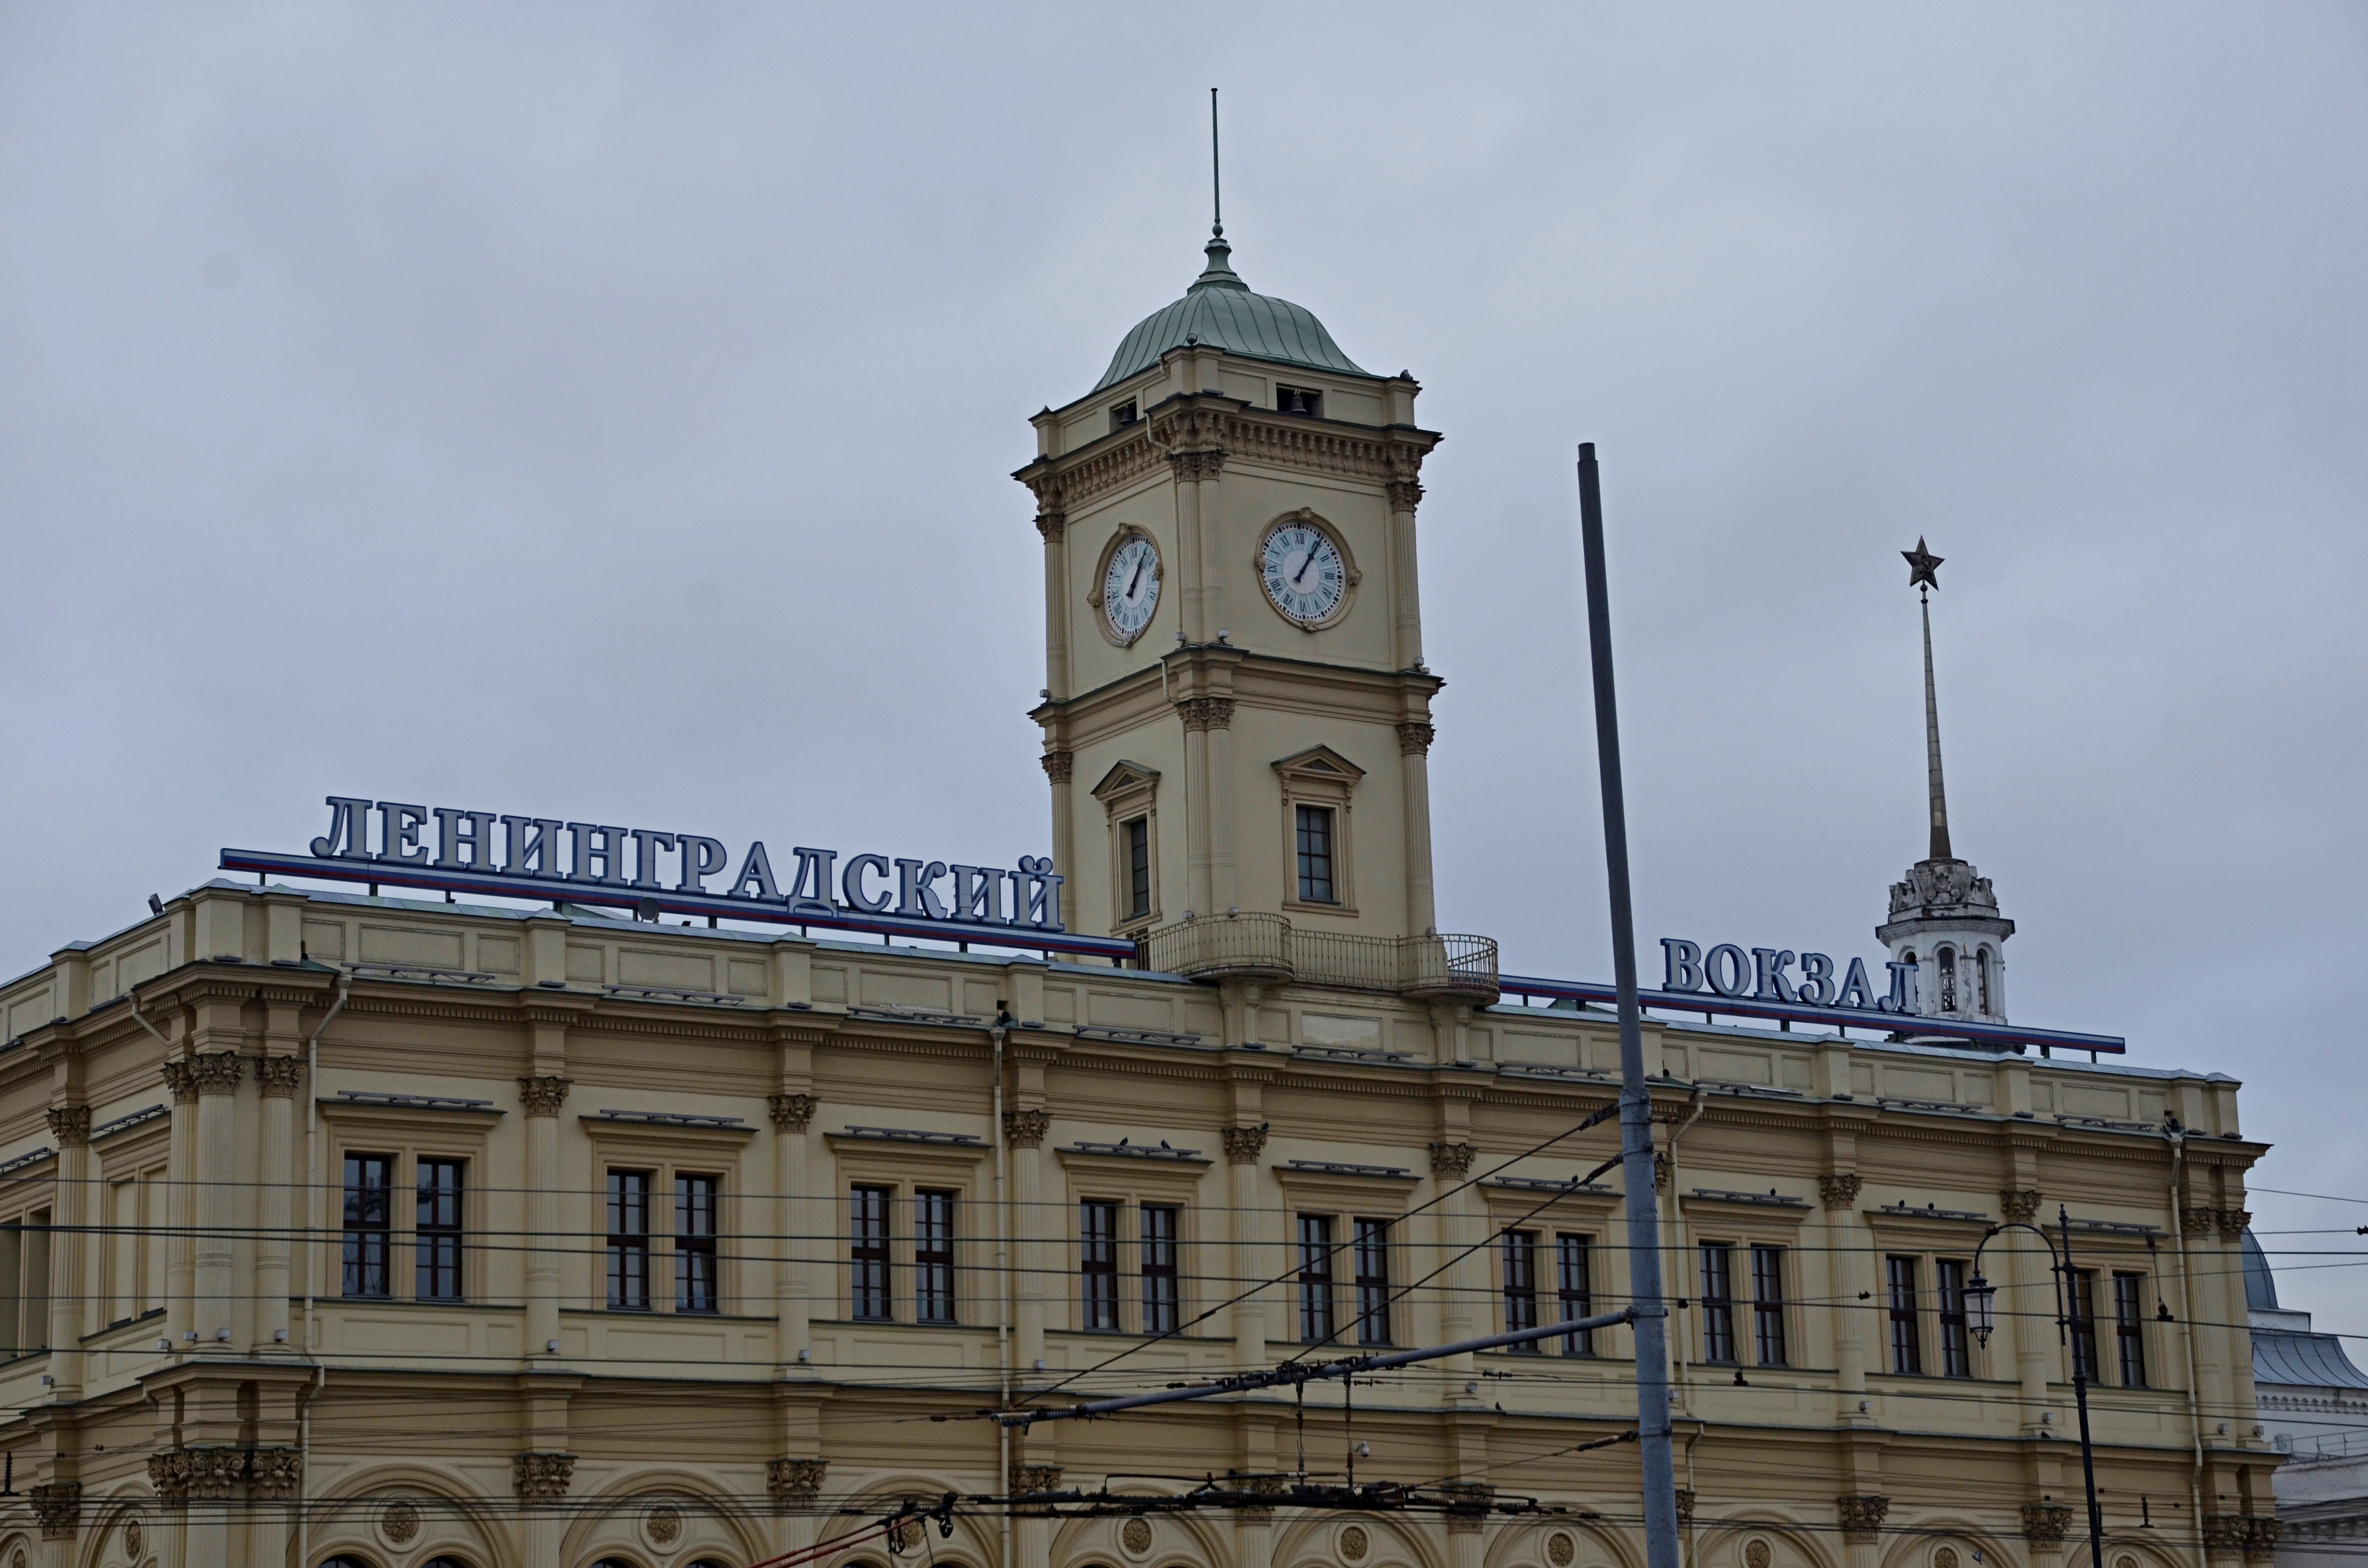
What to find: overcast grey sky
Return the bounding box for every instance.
[4,5,2363,1333]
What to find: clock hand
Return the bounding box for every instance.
[1292,540,1319,587]
[1125,553,1146,600]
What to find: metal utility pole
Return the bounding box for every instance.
[1966,1209,2109,1568]
[1576,443,1682,1568]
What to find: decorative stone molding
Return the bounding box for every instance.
[2001,1189,2043,1223]
[1429,1141,1476,1178]
[1385,479,1424,512]
[256,1056,304,1098]
[767,1458,827,1503]
[249,1447,303,1500]
[160,1060,197,1104]
[2217,1208,2253,1238]
[1009,1463,1063,1496]
[190,1052,245,1096]
[1176,698,1236,733]
[518,1076,573,1117]
[768,1093,818,1133]
[645,1503,684,1546]
[2202,1515,2250,1557]
[1040,750,1075,783]
[1837,1494,1890,1544]
[1673,1489,1696,1524]
[1221,1124,1268,1165]
[1003,1109,1050,1150]
[1443,1482,1495,1534]
[44,1105,90,1147]
[154,1448,255,1501]
[2023,1503,2074,1543]
[512,1451,576,1498]
[1396,723,1436,757]
[28,1482,79,1539]
[1168,449,1226,484]
[1818,1173,1862,1209]
[381,1499,422,1544]
[1125,1517,1158,1555]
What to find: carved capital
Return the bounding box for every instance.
[2202,1514,2250,1556]
[1837,1494,1890,1545]
[1237,1473,1284,1522]
[1818,1172,1862,1209]
[1385,478,1424,512]
[44,1105,90,1147]
[2180,1206,2219,1237]
[1673,1488,1696,1525]
[1035,510,1067,542]
[768,1093,817,1133]
[1176,697,1236,733]
[2243,1517,2282,1561]
[767,1457,827,1503]
[1396,722,1436,757]
[248,1447,302,1500]
[2000,1188,2043,1223]
[160,1059,197,1104]
[2217,1208,2252,1238]
[1168,449,1226,483]
[1040,749,1074,783]
[518,1076,573,1117]
[2023,1503,2074,1544]
[1003,1109,1050,1150]
[1653,1151,1672,1194]
[512,1451,576,1498]
[1009,1463,1063,1496]
[153,1448,247,1501]
[255,1057,304,1098]
[1443,1482,1495,1533]
[190,1052,245,1096]
[1221,1124,1268,1165]
[29,1481,79,1539]
[1429,1141,1476,1178]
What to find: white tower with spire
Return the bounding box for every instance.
[1876,540,2014,1025]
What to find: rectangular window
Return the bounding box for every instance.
[1297,1215,1336,1344]
[1125,817,1152,920]
[1700,1243,1737,1363]
[1751,1244,1788,1367]
[1936,1259,1973,1378]
[1503,1229,1540,1348]
[1080,1200,1120,1331]
[2070,1269,2101,1383]
[1295,805,1336,904]
[415,1157,464,1302]
[850,1185,891,1321]
[1556,1234,1595,1356]
[914,1189,956,1324]
[1886,1255,1923,1374]
[1141,1204,1179,1335]
[342,1152,393,1298]
[1353,1218,1393,1347]
[2113,1273,2148,1388]
[607,1170,652,1311]
[675,1174,719,1314]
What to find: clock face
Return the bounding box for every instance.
[1101,534,1161,644]
[1260,522,1346,627]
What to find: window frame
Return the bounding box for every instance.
[1140,1203,1181,1336]
[1297,1214,1338,1346]
[912,1187,958,1325]
[1936,1258,1973,1378]
[2070,1268,2102,1384]
[1699,1242,1738,1364]
[1295,804,1339,906]
[1556,1233,1596,1356]
[1502,1228,1542,1348]
[825,1134,987,1329]
[675,1172,721,1315]
[342,1151,396,1301]
[416,1156,467,1304]
[1079,1198,1122,1333]
[2112,1271,2148,1388]
[1352,1217,1394,1348]
[1886,1254,1924,1375]
[1273,746,1363,916]
[1750,1243,1788,1368]
[1089,762,1163,933]
[319,1104,497,1316]
[607,1169,654,1312]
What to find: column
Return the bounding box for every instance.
[254,1058,301,1353]
[1182,718,1214,917]
[2023,1502,2074,1568]
[1203,701,1238,913]
[191,1055,244,1347]
[1223,1126,1269,1371]
[1041,752,1076,909]
[248,1450,302,1568]
[162,1061,197,1349]
[514,1452,576,1568]
[43,1106,91,1398]
[2002,1189,2055,1428]
[1170,453,1211,645]
[1385,477,1426,671]
[1819,1174,1867,1418]
[1006,1109,1049,1373]
[31,1482,81,1568]
[766,1459,827,1565]
[2218,1208,2262,1425]
[1397,723,1438,935]
[1232,1492,1277,1568]
[1430,1142,1480,1400]
[521,1076,571,1355]
[1838,1495,1890,1568]
[1036,503,1070,701]
[770,1092,817,1370]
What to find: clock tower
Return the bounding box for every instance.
[1016,225,1444,953]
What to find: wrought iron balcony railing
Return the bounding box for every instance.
[1135,914,1498,1002]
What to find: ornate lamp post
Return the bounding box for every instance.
[1963,1205,2107,1568]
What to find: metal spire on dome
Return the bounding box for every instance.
[1902,538,1953,862]
[1195,89,1246,292]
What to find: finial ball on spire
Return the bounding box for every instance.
[1902,538,1944,593]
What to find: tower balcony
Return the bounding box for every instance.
[1137,913,1498,1002]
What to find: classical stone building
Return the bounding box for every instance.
[0,219,2279,1568]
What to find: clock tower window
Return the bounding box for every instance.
[1090,761,1163,933]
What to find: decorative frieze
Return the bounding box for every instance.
[1428,1141,1476,1178]
[189,1053,245,1096]
[1395,723,1436,757]
[1039,750,1074,783]
[518,1076,572,1117]
[1837,1494,1890,1545]
[1818,1173,1862,1209]
[513,1451,576,1498]
[1221,1124,1268,1165]
[44,1105,90,1147]
[767,1458,827,1503]
[1003,1109,1050,1150]
[768,1093,818,1133]
[1176,698,1236,733]
[29,1481,79,1539]
[256,1057,304,1098]
[2022,1503,2073,1543]
[2001,1188,2043,1223]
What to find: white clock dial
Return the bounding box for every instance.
[1260,523,1346,627]
[1101,534,1161,644]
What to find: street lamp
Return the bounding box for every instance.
[1969,1206,2108,1568]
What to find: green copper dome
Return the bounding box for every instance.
[1092,233,1369,392]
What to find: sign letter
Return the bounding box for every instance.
[1833,957,1876,1009]
[376,803,432,866]
[676,835,729,893]
[1751,948,1798,1004]
[783,847,837,916]
[433,808,500,870]
[1882,960,1918,1014]
[567,824,630,886]
[629,829,677,890]
[1795,953,1835,1006]
[949,865,1007,925]
[501,817,566,879]
[1660,939,1703,992]
[896,859,950,920]
[842,854,893,914]
[1703,943,1751,998]
[730,842,780,901]
[310,797,374,859]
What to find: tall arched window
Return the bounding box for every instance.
[1976,948,1992,1014]
[1936,946,1957,1012]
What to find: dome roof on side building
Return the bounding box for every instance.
[1094,233,1369,393]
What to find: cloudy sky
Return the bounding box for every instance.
[4,5,2362,1334]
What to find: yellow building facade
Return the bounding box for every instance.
[0,225,2280,1568]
